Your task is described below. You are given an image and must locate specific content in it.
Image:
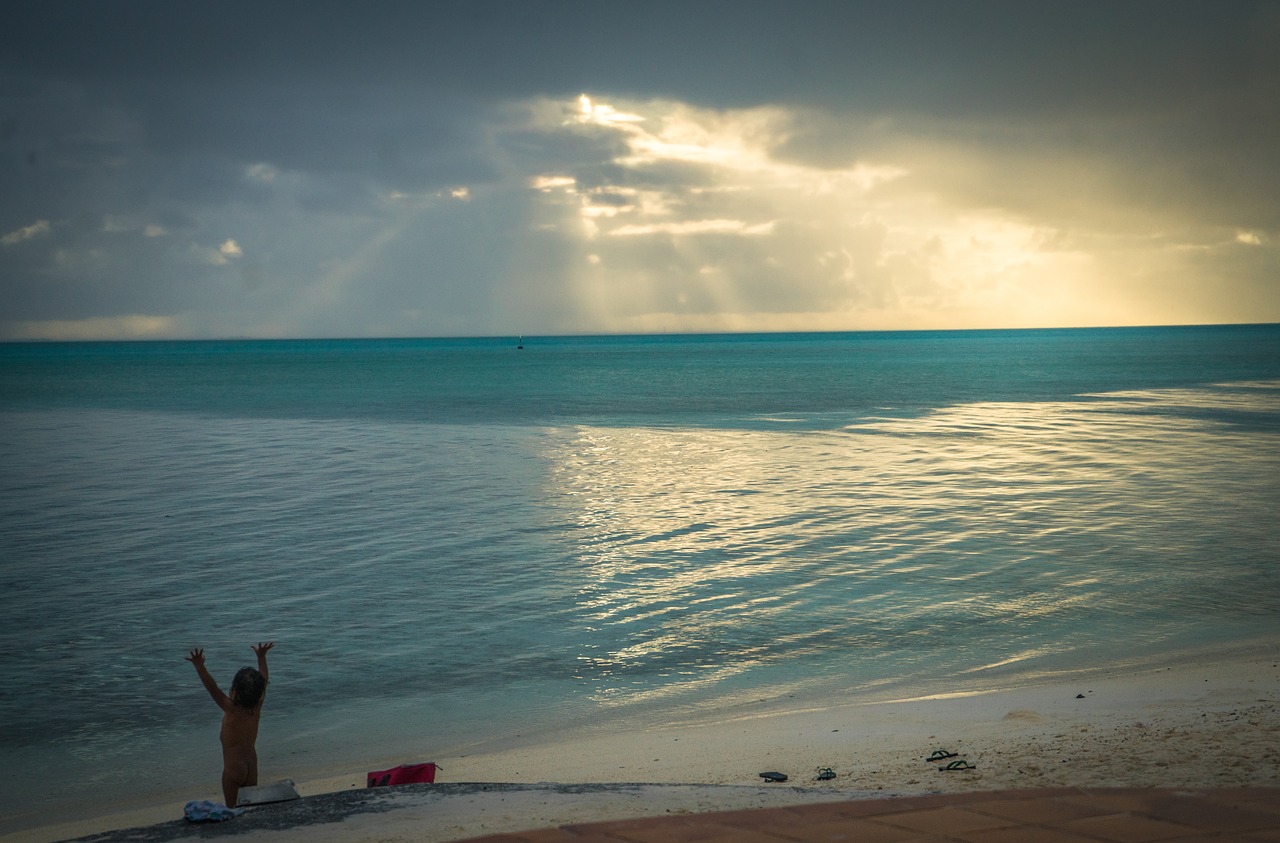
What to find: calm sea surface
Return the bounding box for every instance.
[2,326,1279,828]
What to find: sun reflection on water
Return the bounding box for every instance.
[539,382,1280,712]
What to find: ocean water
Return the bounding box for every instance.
[2,325,1279,829]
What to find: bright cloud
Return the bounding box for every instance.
[192,239,244,266]
[246,163,279,183]
[576,94,645,126]
[2,220,51,246]
[532,176,576,191]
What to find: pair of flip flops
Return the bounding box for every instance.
[926,750,975,771]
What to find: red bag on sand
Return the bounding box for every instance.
[366,762,439,787]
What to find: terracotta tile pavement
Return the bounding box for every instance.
[456,788,1280,843]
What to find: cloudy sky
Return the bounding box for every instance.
[2,1,1277,340]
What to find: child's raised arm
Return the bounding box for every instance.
[252,642,273,683]
[186,648,231,711]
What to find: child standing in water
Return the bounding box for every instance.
[186,642,274,809]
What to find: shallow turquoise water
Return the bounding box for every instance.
[1,325,1278,828]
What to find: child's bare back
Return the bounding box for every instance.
[187,643,273,809]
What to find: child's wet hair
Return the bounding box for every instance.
[230,667,266,709]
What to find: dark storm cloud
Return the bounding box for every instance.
[11,2,1269,115]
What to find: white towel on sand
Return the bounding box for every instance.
[236,779,300,806]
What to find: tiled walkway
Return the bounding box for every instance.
[458,787,1280,842]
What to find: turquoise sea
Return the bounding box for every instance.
[2,325,1279,831]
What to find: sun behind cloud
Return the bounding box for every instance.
[513,94,1126,334]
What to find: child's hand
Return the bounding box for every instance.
[186,648,205,668]
[252,642,274,657]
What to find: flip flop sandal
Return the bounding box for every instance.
[759,771,788,782]
[926,750,958,762]
[940,759,976,771]
[815,767,836,781]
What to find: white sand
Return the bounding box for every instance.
[8,650,1278,843]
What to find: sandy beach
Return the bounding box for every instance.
[6,648,1277,843]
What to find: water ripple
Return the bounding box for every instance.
[1,379,1277,815]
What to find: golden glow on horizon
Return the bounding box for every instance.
[9,314,180,340]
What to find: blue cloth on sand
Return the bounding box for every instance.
[184,800,245,822]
